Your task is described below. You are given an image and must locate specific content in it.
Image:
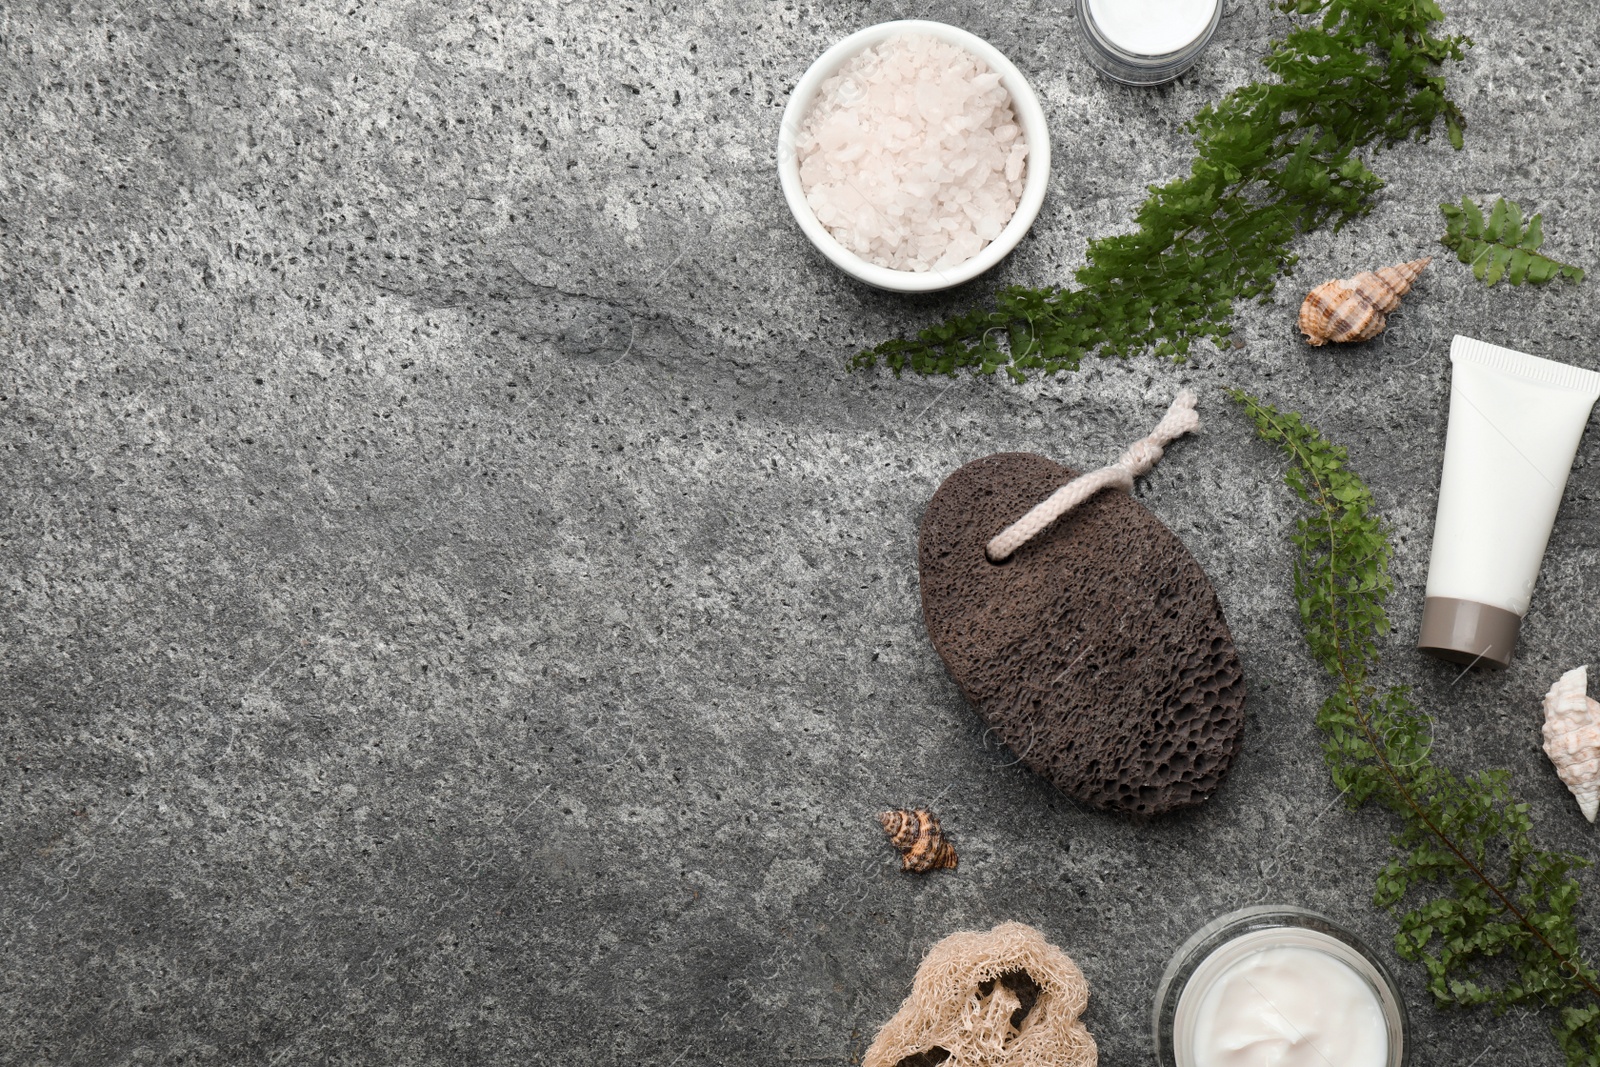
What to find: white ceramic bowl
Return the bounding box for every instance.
[777,20,1052,293]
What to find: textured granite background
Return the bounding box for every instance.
[4,1,1600,1064]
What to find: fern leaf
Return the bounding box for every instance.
[1509,248,1533,286]
[1439,196,1585,287]
[1521,212,1545,251]
[1485,197,1509,242]
[1485,243,1513,286]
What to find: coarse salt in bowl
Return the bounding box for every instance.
[777,21,1051,293]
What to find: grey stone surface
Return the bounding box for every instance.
[3,1,1599,1064]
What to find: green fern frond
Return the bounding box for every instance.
[1233,390,1600,1066]
[1440,196,1585,286]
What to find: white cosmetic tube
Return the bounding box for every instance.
[1419,336,1600,668]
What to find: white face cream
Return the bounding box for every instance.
[1186,946,1388,1067]
[1155,909,1405,1067]
[1085,0,1221,57]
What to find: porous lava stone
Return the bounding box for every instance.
[919,452,1246,816]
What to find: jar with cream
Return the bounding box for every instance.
[1154,906,1408,1067]
[1075,0,1224,85]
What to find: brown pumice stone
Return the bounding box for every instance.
[919,452,1246,816]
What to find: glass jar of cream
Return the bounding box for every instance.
[1075,0,1224,85]
[1154,906,1409,1067]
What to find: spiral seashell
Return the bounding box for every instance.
[1298,258,1431,346]
[1541,666,1600,823]
[877,808,958,872]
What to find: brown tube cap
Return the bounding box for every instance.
[1417,597,1521,669]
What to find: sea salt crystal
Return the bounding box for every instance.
[797,34,1029,273]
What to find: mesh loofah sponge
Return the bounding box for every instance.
[919,452,1246,816]
[864,922,1096,1067]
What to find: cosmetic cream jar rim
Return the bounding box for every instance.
[1152,905,1410,1067]
[1074,0,1225,85]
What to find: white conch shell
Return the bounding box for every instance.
[1542,666,1600,823]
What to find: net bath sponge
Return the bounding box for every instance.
[864,922,1097,1067]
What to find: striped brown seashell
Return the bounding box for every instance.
[1298,257,1431,346]
[877,808,958,872]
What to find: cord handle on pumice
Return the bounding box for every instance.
[985,390,1200,563]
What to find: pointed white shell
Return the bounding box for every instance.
[1542,666,1600,823]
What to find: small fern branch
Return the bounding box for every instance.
[1440,196,1586,286]
[1233,390,1600,1065]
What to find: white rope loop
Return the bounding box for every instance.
[985,390,1199,563]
